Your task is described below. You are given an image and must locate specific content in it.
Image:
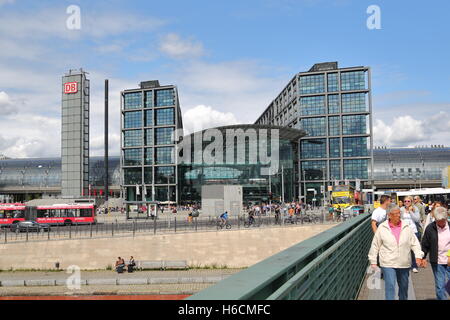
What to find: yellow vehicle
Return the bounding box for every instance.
[331,185,355,209]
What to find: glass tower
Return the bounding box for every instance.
[255,62,373,204]
[120,81,183,203]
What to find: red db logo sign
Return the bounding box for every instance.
[64,82,78,94]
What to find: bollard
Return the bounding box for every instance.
[153,218,156,235]
[69,223,72,239]
[195,217,198,232]
[133,220,136,237]
[174,217,177,233]
[4,228,7,244]
[90,223,93,238]
[48,227,50,240]
[112,222,114,237]
[26,226,29,242]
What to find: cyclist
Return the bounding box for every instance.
[220,211,229,227]
[248,209,255,225]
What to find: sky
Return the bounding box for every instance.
[0,0,450,158]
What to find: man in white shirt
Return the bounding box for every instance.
[371,195,392,234]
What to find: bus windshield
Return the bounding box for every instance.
[334,197,351,204]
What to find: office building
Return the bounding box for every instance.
[120,81,183,203]
[255,62,373,204]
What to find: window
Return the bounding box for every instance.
[145,110,153,126]
[155,127,174,145]
[329,138,340,158]
[123,130,142,147]
[155,166,175,184]
[327,73,338,92]
[300,96,325,116]
[123,148,142,166]
[300,117,326,136]
[124,168,142,184]
[299,74,325,94]
[343,137,368,157]
[156,108,175,125]
[123,111,142,129]
[145,129,153,146]
[328,117,340,136]
[341,71,366,91]
[342,115,367,134]
[344,159,368,179]
[301,139,326,159]
[156,89,175,107]
[123,92,142,109]
[330,160,341,180]
[328,95,340,114]
[144,167,152,184]
[301,161,326,180]
[156,147,175,164]
[144,148,153,165]
[144,91,153,108]
[342,93,367,113]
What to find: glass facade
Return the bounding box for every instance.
[343,137,368,157]
[329,160,341,180]
[156,108,175,125]
[328,116,340,136]
[155,166,175,184]
[342,93,367,113]
[344,159,368,179]
[300,96,326,116]
[329,138,340,158]
[299,74,325,94]
[156,89,175,107]
[155,127,174,145]
[156,147,175,164]
[124,111,142,129]
[328,95,340,114]
[124,92,142,110]
[145,110,153,126]
[301,117,326,137]
[327,73,338,92]
[144,91,153,108]
[123,149,142,166]
[341,71,366,91]
[145,129,153,146]
[300,139,326,159]
[301,161,327,180]
[144,148,153,165]
[342,115,367,135]
[123,130,142,147]
[124,168,141,184]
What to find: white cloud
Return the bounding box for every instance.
[0,91,18,115]
[0,0,15,6]
[373,113,450,147]
[159,33,204,59]
[182,105,240,134]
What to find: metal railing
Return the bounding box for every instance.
[187,213,372,300]
[0,211,336,244]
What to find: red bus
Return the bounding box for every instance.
[35,204,97,226]
[0,203,26,226]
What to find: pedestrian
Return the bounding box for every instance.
[401,196,421,273]
[115,257,125,273]
[371,195,392,233]
[420,207,450,300]
[127,256,136,273]
[414,196,426,224]
[398,199,404,208]
[368,203,425,300]
[424,201,443,230]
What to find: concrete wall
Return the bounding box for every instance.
[0,224,335,270]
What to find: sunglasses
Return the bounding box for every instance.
[404,200,411,202]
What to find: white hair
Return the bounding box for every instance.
[434,207,448,221]
[387,204,400,214]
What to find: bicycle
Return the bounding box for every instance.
[301,214,320,224]
[216,218,231,230]
[284,215,299,225]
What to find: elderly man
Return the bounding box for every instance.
[421,206,450,300]
[369,204,424,300]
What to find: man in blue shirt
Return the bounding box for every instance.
[220,211,229,226]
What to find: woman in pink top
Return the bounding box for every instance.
[368,204,424,300]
